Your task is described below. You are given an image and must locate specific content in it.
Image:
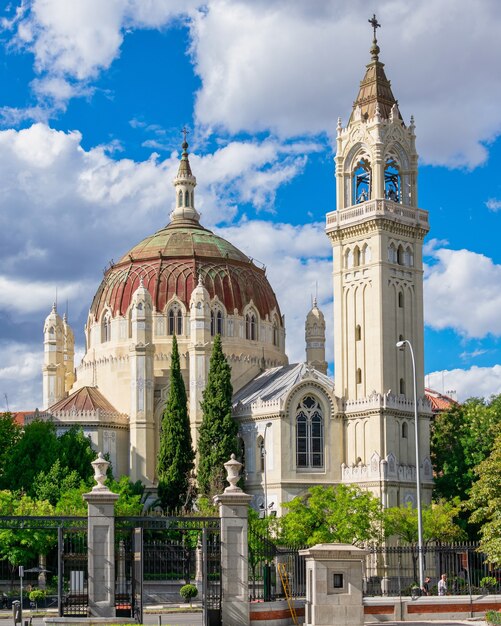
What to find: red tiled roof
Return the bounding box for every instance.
[49,386,120,414]
[11,411,30,426]
[425,388,457,413]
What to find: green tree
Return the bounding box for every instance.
[0,420,59,493]
[0,413,22,478]
[0,491,56,585]
[431,395,501,502]
[197,334,238,497]
[384,500,465,545]
[33,459,84,505]
[0,421,95,496]
[278,484,383,547]
[157,334,195,512]
[466,432,501,563]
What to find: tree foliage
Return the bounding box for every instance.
[466,431,501,563]
[0,413,22,479]
[0,491,56,568]
[277,484,383,547]
[431,395,501,502]
[0,421,94,496]
[384,500,466,545]
[157,334,195,512]
[197,334,238,497]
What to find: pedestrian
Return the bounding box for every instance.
[438,573,447,596]
[421,576,431,596]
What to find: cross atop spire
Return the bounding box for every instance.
[182,126,189,151]
[368,14,380,40]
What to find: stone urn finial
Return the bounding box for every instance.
[224,453,242,493]
[91,452,110,491]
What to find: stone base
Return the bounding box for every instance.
[43,617,136,626]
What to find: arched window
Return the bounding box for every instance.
[397,244,405,265]
[352,157,371,204]
[246,312,257,340]
[402,422,408,438]
[384,157,401,202]
[191,191,194,207]
[362,244,371,264]
[353,246,360,267]
[398,292,404,308]
[345,249,354,269]
[356,368,362,384]
[272,321,279,346]
[296,395,324,469]
[388,243,396,263]
[217,310,223,335]
[184,190,189,207]
[400,378,405,395]
[406,246,414,267]
[102,313,111,343]
[178,190,183,208]
[168,306,183,335]
[355,325,361,341]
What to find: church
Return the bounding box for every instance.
[35,28,434,513]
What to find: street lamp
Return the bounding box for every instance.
[396,339,424,591]
[263,422,273,517]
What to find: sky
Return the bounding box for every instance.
[1,0,501,410]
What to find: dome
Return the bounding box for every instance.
[90,221,282,323]
[89,138,283,326]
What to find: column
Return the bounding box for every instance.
[214,455,252,626]
[83,453,119,618]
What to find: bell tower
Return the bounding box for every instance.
[326,18,433,506]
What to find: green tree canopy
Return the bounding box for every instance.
[0,413,22,479]
[197,334,238,497]
[466,430,501,563]
[157,334,195,513]
[0,491,56,569]
[278,484,383,547]
[0,421,95,497]
[384,500,466,545]
[431,395,501,502]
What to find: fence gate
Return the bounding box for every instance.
[59,525,88,617]
[201,524,221,626]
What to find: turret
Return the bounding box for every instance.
[43,303,66,408]
[171,130,200,225]
[305,298,328,375]
[188,275,212,444]
[129,278,155,485]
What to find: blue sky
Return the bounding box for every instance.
[1,0,501,410]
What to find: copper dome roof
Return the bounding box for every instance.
[89,221,282,323]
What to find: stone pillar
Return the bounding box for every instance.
[213,454,252,626]
[299,544,368,626]
[83,452,119,618]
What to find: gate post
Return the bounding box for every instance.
[214,454,252,626]
[83,452,119,617]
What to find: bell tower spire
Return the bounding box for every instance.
[326,18,432,507]
[170,127,201,226]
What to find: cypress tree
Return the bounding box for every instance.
[157,334,195,513]
[197,334,238,497]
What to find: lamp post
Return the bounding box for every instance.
[396,339,424,591]
[263,422,273,517]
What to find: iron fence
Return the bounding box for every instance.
[364,542,501,597]
[248,528,306,601]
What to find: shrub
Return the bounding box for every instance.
[481,576,498,591]
[180,583,198,605]
[28,589,46,605]
[486,610,501,625]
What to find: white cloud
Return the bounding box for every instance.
[427,365,501,402]
[0,341,43,410]
[189,0,501,168]
[0,274,94,316]
[424,247,501,338]
[486,198,501,212]
[216,220,333,364]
